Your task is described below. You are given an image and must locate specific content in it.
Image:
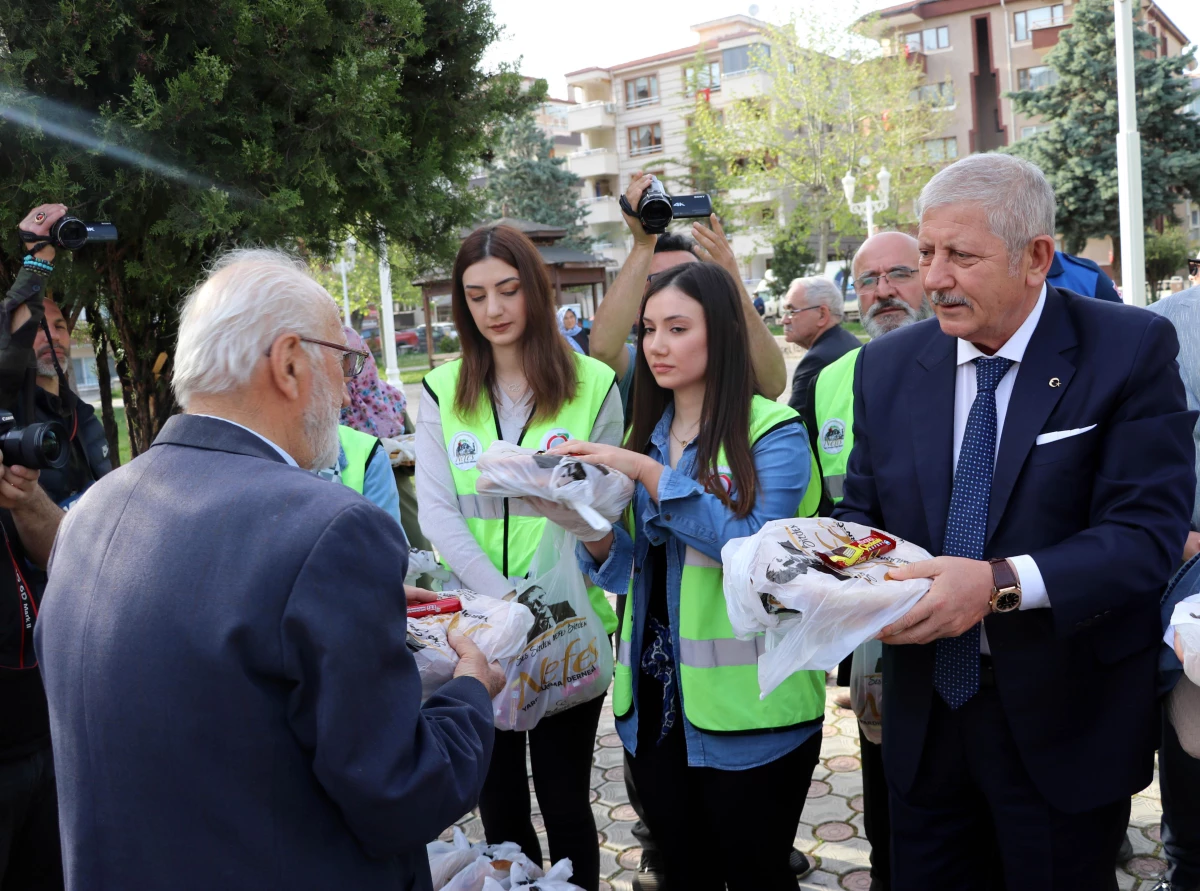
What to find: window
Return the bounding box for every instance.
[921,137,958,162]
[1014,4,1064,42]
[628,124,663,157]
[1018,66,1059,90]
[1191,208,1199,229]
[911,81,955,107]
[624,75,659,108]
[684,61,721,95]
[1020,124,1051,139]
[722,44,770,75]
[905,26,950,53]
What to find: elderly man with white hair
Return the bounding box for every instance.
[833,154,1196,889]
[782,275,861,419]
[34,249,505,891]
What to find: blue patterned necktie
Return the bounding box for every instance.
[933,355,1014,709]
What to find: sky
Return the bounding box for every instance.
[482,0,1200,99]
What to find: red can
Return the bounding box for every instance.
[406,596,463,619]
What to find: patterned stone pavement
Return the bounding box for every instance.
[447,684,1170,890]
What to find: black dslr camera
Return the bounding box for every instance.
[0,411,69,470]
[620,176,713,234]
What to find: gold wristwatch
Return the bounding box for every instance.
[988,557,1022,613]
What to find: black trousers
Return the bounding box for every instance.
[1161,706,1200,891]
[478,695,604,891]
[625,672,821,891]
[859,732,891,890]
[889,685,1129,891]
[0,746,63,891]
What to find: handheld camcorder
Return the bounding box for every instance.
[0,411,69,470]
[47,217,119,251]
[620,176,714,234]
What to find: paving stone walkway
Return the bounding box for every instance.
[448,685,1170,890]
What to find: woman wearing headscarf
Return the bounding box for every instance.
[557,307,590,356]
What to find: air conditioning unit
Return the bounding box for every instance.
[604,103,616,114]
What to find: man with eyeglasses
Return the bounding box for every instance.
[1188,257,1199,288]
[782,276,861,419]
[34,248,505,891]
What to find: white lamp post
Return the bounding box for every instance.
[336,237,356,328]
[377,228,401,387]
[1114,0,1146,305]
[843,165,891,236]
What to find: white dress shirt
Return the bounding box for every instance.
[193,415,298,467]
[951,285,1050,653]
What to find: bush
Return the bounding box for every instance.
[437,335,459,353]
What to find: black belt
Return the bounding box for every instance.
[979,654,996,688]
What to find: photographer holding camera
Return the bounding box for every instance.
[0,203,94,891]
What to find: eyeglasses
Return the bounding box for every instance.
[1189,258,1199,276]
[855,265,918,294]
[781,305,822,320]
[266,337,370,378]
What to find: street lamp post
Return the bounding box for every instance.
[336,238,356,328]
[377,228,401,387]
[842,166,892,236]
[1114,0,1146,305]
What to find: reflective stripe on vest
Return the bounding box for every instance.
[337,426,379,495]
[424,353,619,634]
[812,347,860,506]
[611,395,826,732]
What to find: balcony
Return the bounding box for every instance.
[566,148,620,179]
[722,69,771,101]
[1031,22,1070,51]
[579,196,624,226]
[567,100,616,132]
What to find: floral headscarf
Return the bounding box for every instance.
[557,307,585,354]
[340,326,408,439]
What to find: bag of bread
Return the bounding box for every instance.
[482,859,583,890]
[475,442,634,534]
[722,517,932,698]
[407,591,535,700]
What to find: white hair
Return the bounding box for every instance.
[916,154,1056,274]
[173,248,339,410]
[788,275,844,319]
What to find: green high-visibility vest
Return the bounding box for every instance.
[424,352,619,633]
[812,347,860,505]
[612,396,826,733]
[337,425,381,495]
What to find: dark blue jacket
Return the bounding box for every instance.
[35,414,495,891]
[1047,251,1121,302]
[835,285,1196,813]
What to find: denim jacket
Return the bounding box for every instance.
[578,402,822,769]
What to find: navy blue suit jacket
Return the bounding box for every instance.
[35,415,495,890]
[834,286,1196,813]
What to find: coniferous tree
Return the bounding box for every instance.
[1006,0,1200,273]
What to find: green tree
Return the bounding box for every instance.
[309,240,422,329]
[1144,225,1192,300]
[0,0,530,454]
[1006,0,1200,279]
[689,14,940,265]
[767,212,817,298]
[484,102,591,250]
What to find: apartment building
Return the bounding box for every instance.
[865,0,1192,268]
[563,15,778,282]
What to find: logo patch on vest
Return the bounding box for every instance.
[714,465,734,495]
[450,432,482,470]
[540,427,572,451]
[819,419,846,455]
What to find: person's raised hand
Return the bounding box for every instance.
[0,463,46,513]
[404,585,438,605]
[691,215,741,283]
[18,204,68,262]
[623,172,657,248]
[877,557,994,645]
[449,629,506,699]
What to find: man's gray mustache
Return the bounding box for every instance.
[930,291,971,307]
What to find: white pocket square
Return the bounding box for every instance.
[1035,425,1097,446]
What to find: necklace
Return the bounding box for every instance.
[671,420,700,449]
[498,377,526,395]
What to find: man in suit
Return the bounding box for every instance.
[834,153,1196,890]
[783,276,861,418]
[34,249,505,891]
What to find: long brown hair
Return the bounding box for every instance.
[450,225,578,422]
[627,263,759,517]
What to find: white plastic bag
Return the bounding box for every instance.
[429,829,544,891]
[849,639,884,745]
[407,591,535,700]
[475,442,634,534]
[1170,599,1200,688]
[722,518,933,698]
[482,859,583,890]
[382,434,417,467]
[428,827,484,890]
[493,525,614,731]
[407,548,451,584]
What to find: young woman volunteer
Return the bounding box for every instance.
[549,262,826,891]
[415,225,623,890]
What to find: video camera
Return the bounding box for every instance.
[0,411,69,470]
[620,176,713,235]
[19,216,118,252]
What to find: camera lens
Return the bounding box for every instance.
[52,218,90,250]
[39,429,63,466]
[0,421,69,470]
